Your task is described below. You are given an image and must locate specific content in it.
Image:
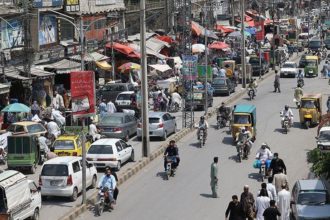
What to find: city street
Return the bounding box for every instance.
[75,59,330,219]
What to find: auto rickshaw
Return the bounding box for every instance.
[299,94,322,129]
[6,134,40,174]
[231,104,257,141]
[304,56,319,77]
[222,60,235,78]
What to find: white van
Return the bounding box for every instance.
[0,170,41,220]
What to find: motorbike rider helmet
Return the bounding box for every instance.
[261,143,268,149]
[284,105,289,111]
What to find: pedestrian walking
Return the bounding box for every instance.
[257,183,273,200]
[269,153,287,177]
[225,195,245,220]
[255,189,270,220]
[266,177,277,203]
[274,168,289,194]
[273,71,281,93]
[240,185,255,220]
[263,200,281,220]
[277,184,290,220]
[98,99,107,118]
[31,100,40,116]
[52,90,65,110]
[210,157,219,198]
[107,100,117,114]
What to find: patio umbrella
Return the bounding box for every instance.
[118,62,141,73]
[208,41,230,50]
[192,44,206,53]
[1,103,31,113]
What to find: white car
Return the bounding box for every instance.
[115,91,135,111]
[280,62,299,78]
[39,156,97,201]
[86,138,134,171]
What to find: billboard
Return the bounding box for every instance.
[0,19,23,49]
[182,55,198,80]
[197,65,212,80]
[255,21,265,42]
[33,0,63,8]
[39,15,57,46]
[70,71,96,118]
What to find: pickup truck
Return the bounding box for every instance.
[249,56,269,76]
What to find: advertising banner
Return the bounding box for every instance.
[0,19,23,49]
[33,0,63,8]
[70,71,96,118]
[39,15,57,46]
[182,55,198,80]
[197,65,212,80]
[255,21,265,42]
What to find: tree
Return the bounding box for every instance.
[307,148,330,179]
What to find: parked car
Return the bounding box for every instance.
[97,112,137,141]
[39,156,97,201]
[52,134,92,157]
[6,121,47,136]
[212,77,235,96]
[280,62,299,78]
[316,126,330,151]
[137,112,176,141]
[185,91,214,110]
[299,54,307,68]
[86,138,134,170]
[0,170,41,220]
[291,179,330,219]
[98,83,135,103]
[249,55,269,76]
[115,91,137,112]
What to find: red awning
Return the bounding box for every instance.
[192,21,203,36]
[215,25,235,33]
[208,41,230,50]
[155,35,175,44]
[245,15,253,21]
[247,20,255,27]
[106,42,141,58]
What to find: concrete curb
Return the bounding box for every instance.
[59,69,274,220]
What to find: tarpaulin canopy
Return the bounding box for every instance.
[70,52,109,62]
[149,64,172,72]
[106,42,141,58]
[208,41,230,50]
[215,25,236,33]
[155,35,175,44]
[96,61,112,71]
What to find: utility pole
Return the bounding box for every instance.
[241,0,246,88]
[22,0,32,78]
[204,4,208,115]
[140,0,150,157]
[110,30,115,80]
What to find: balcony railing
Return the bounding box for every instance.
[126,1,165,12]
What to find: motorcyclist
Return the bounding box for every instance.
[235,127,252,158]
[255,143,273,173]
[294,84,304,107]
[281,105,294,127]
[217,102,230,124]
[297,69,304,79]
[247,78,258,98]
[163,140,180,171]
[197,116,209,141]
[98,168,117,209]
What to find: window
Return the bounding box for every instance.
[149,117,160,123]
[301,100,316,109]
[59,19,74,41]
[27,124,46,134]
[119,140,127,148]
[297,191,327,205]
[233,115,251,124]
[116,94,131,101]
[125,115,131,123]
[101,116,124,124]
[115,142,122,152]
[213,78,226,84]
[41,164,69,176]
[53,140,75,150]
[72,161,81,173]
[87,145,113,154]
[94,20,106,30]
[29,181,38,193]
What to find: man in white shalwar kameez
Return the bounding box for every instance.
[277,184,291,220]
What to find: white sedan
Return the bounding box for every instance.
[280,62,299,78]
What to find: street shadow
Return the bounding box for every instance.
[273,128,283,133]
[222,136,234,146]
[292,122,301,128]
[200,193,214,198]
[189,142,202,148]
[42,196,81,207]
[228,155,239,162]
[248,172,262,182]
[156,171,169,181]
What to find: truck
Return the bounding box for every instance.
[249,55,269,76]
[0,170,41,220]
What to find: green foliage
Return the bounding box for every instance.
[307,148,330,179]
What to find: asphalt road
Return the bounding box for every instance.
[0,76,245,220]
[75,57,330,219]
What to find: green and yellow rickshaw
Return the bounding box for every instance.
[231,104,257,141]
[304,56,319,77]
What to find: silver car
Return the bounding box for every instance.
[98,113,137,141]
[137,112,176,141]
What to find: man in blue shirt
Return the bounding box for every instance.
[98,168,117,208]
[98,99,107,118]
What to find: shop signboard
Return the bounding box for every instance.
[33,0,63,8]
[182,55,198,80]
[0,19,23,49]
[39,15,58,46]
[95,0,116,5]
[255,20,265,42]
[64,0,80,12]
[197,65,212,80]
[70,71,96,118]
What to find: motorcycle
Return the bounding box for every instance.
[95,187,113,216]
[236,141,249,162]
[260,160,267,182]
[165,156,177,180]
[198,128,206,148]
[281,113,290,134]
[247,88,255,100]
[217,114,227,129]
[297,78,304,88]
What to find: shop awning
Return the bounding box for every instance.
[14,66,54,78]
[96,61,112,71]
[129,43,167,59]
[36,59,81,74]
[215,25,236,33]
[4,66,30,80]
[155,35,175,44]
[208,41,230,50]
[106,42,141,58]
[0,83,10,94]
[69,52,109,62]
[149,64,172,72]
[147,37,170,53]
[192,21,204,36]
